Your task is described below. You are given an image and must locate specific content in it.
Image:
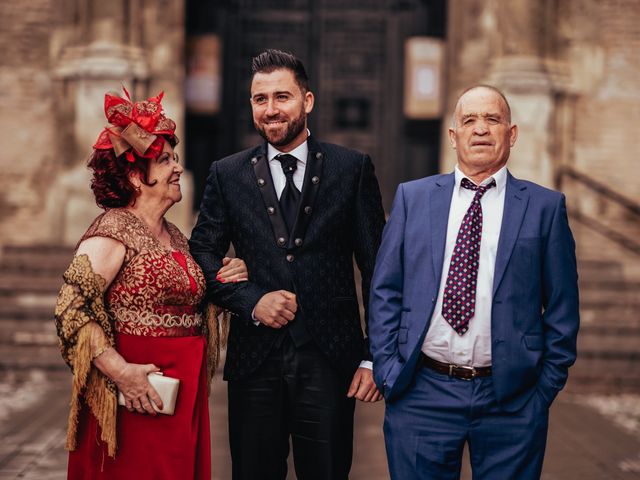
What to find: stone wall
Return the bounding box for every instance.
[1,0,638,260]
[0,0,188,248]
[0,0,59,246]
[563,0,640,196]
[443,0,640,280]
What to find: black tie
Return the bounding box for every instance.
[276,154,301,233]
[275,153,311,347]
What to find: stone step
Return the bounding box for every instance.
[1,245,74,274]
[566,373,640,394]
[577,236,640,263]
[576,349,640,362]
[579,304,638,325]
[579,279,640,290]
[570,349,639,393]
[0,276,62,294]
[0,345,66,370]
[0,300,54,322]
[578,327,640,353]
[578,287,640,307]
[2,245,74,255]
[569,353,640,394]
[580,322,640,334]
[577,259,625,283]
[567,370,640,394]
[0,319,58,346]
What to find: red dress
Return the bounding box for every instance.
[67,209,210,480]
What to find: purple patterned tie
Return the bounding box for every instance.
[442,177,496,335]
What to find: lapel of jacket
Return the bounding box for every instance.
[288,135,324,249]
[492,171,530,296]
[251,142,289,249]
[430,173,455,285]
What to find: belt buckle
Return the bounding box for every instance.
[452,364,476,381]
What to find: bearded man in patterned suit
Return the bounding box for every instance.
[189,49,386,480]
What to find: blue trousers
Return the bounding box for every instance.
[384,367,548,480]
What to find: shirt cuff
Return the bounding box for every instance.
[251,307,260,326]
[359,360,373,370]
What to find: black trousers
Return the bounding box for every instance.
[228,336,356,480]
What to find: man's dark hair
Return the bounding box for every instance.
[251,49,310,92]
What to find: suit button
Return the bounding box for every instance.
[294,238,303,246]
[304,206,312,214]
[267,207,275,215]
[311,176,320,184]
[286,254,295,262]
[250,157,258,165]
[257,178,265,187]
[277,237,286,246]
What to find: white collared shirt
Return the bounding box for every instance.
[421,165,508,367]
[267,140,308,198]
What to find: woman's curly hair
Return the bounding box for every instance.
[88,135,176,209]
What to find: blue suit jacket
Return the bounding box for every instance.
[369,171,580,412]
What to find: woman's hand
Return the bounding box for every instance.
[114,363,164,415]
[93,347,163,415]
[216,257,249,283]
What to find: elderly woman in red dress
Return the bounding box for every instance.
[54,88,244,479]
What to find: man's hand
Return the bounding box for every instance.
[254,290,297,328]
[347,367,382,402]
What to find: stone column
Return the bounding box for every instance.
[49,0,190,244]
[441,0,561,188]
[486,0,556,187]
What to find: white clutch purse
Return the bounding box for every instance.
[117,372,180,415]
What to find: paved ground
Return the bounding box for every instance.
[0,369,639,480]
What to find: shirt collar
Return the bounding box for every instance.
[267,129,310,165]
[454,164,508,194]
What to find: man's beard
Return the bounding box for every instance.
[255,109,306,148]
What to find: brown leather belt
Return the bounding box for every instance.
[419,353,492,381]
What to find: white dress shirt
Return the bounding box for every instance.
[267,140,308,197]
[421,165,508,367]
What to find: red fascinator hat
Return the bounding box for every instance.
[93,86,179,163]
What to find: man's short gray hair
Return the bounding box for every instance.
[450,85,512,127]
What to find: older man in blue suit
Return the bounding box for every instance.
[369,85,579,479]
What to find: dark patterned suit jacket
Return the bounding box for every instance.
[189,136,386,381]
